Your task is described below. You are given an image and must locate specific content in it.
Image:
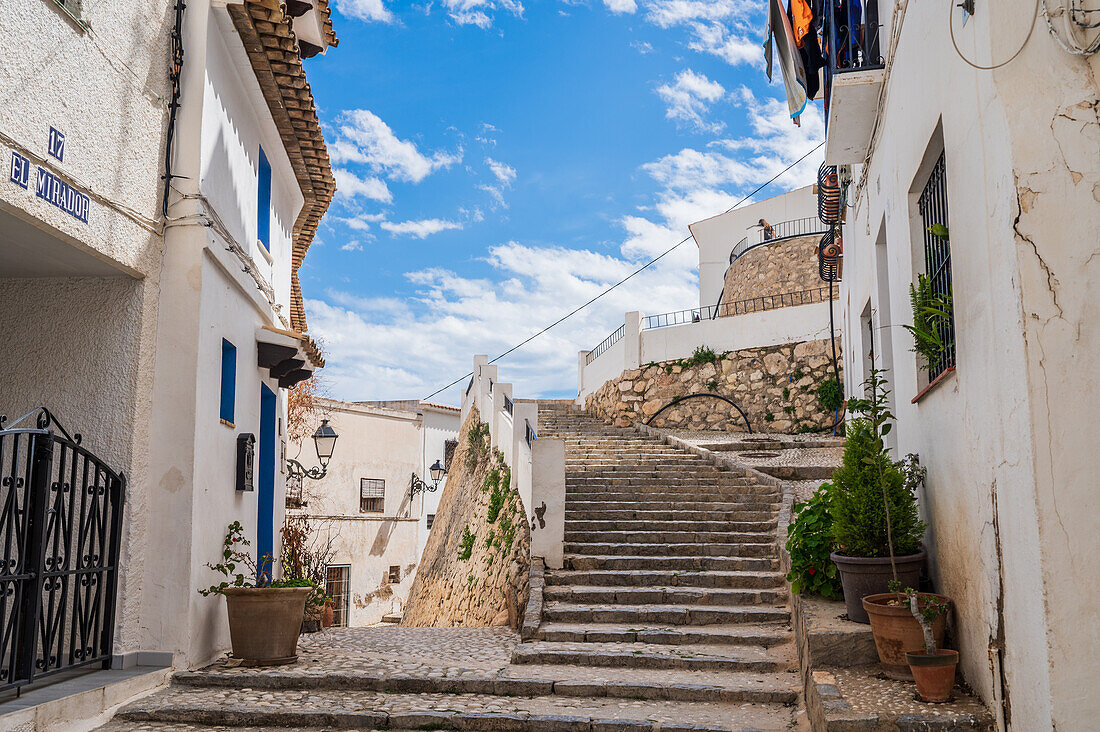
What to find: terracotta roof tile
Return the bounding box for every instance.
[229,0,337,334]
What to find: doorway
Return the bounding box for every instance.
[258,383,276,581]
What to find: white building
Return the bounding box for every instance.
[822,0,1100,726]
[0,0,337,688]
[288,399,460,626]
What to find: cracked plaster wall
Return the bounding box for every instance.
[838,0,1099,727]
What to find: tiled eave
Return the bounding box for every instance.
[316,0,339,47]
[228,0,337,334]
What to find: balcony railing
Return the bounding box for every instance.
[825,0,884,76]
[503,394,514,416]
[729,217,829,264]
[585,323,626,365]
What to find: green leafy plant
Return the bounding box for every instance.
[465,422,491,469]
[785,486,842,599]
[784,405,795,415]
[685,345,718,367]
[782,387,790,400]
[457,525,475,560]
[706,378,720,391]
[764,412,775,422]
[888,579,951,653]
[904,272,954,371]
[817,379,843,412]
[199,522,326,602]
[833,368,925,567]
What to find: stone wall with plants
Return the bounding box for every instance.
[584,339,843,433]
[403,405,531,627]
[722,234,820,305]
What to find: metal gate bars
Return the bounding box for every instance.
[0,408,126,693]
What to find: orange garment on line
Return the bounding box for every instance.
[790,0,813,47]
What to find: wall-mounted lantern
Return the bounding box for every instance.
[236,433,256,491]
[287,419,339,481]
[410,459,447,499]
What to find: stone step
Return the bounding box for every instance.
[564,555,781,572]
[167,666,802,706]
[564,542,777,558]
[563,531,775,545]
[533,622,791,647]
[566,490,778,501]
[543,585,785,607]
[565,509,777,522]
[113,686,797,731]
[566,500,778,513]
[545,569,785,590]
[565,520,776,533]
[510,641,790,673]
[542,601,789,626]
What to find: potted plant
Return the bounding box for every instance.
[829,366,926,623]
[322,599,336,628]
[863,577,951,680]
[903,587,957,702]
[199,521,319,665]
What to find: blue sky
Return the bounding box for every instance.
[301,0,824,405]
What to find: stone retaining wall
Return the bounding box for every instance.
[722,234,820,307]
[403,406,531,627]
[584,338,842,433]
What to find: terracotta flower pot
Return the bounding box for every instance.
[322,600,335,628]
[862,592,949,680]
[907,649,959,702]
[224,587,311,666]
[830,551,925,623]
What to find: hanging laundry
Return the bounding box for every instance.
[788,0,824,100]
[767,0,808,125]
[790,0,814,47]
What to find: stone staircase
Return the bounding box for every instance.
[100,402,799,732]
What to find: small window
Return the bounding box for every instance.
[388,565,401,584]
[444,439,458,471]
[325,565,350,628]
[286,474,304,509]
[917,152,956,381]
[257,146,272,251]
[220,339,236,424]
[360,478,385,513]
[426,513,436,530]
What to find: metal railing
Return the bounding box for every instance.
[585,323,626,365]
[729,217,829,265]
[826,0,883,75]
[464,376,473,396]
[525,419,537,447]
[644,286,837,330]
[503,394,514,416]
[713,285,835,318]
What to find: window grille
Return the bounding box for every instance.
[325,565,350,628]
[918,152,956,381]
[388,565,401,584]
[51,0,83,19]
[444,440,457,471]
[360,478,385,513]
[286,474,304,509]
[426,513,436,530]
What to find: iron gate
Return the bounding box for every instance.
[0,408,125,693]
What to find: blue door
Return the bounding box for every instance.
[258,383,277,582]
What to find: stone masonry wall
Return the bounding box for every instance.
[585,338,842,433]
[722,234,821,306]
[403,406,531,627]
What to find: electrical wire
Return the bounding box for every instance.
[949,0,1040,70]
[422,140,826,401]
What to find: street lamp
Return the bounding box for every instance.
[410,459,447,499]
[287,419,339,480]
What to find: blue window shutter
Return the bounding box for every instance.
[258,146,271,251]
[220,339,237,423]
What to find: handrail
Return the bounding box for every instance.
[646,285,836,330]
[728,217,828,265]
[525,419,537,447]
[585,323,626,365]
[503,394,514,416]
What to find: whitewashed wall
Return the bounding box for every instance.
[577,301,835,400]
[836,0,1100,726]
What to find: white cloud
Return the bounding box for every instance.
[631,40,654,54]
[340,239,363,252]
[440,0,524,27]
[656,69,726,132]
[331,110,463,183]
[379,217,466,238]
[334,168,393,203]
[309,93,823,402]
[335,0,394,23]
[486,157,517,185]
[642,1,761,68]
[604,0,638,13]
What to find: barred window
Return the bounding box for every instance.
[286,474,304,509]
[325,565,350,628]
[426,513,436,530]
[388,565,401,584]
[360,478,385,513]
[917,152,956,382]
